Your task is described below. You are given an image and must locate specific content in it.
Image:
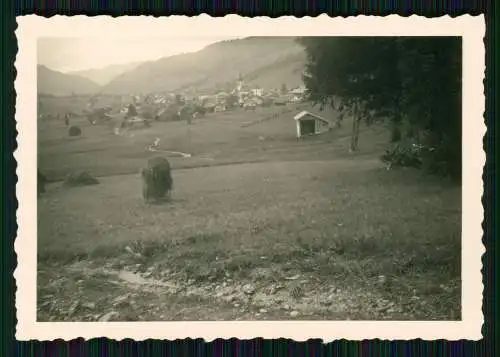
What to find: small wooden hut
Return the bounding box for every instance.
[293,110,331,138]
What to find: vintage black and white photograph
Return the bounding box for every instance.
[15,15,484,341]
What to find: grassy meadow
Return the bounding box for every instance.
[37,100,461,321]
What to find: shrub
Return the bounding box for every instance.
[64,171,100,187]
[37,170,47,195]
[195,106,206,117]
[381,144,425,169]
[420,139,459,180]
[390,126,402,143]
[68,126,82,137]
[126,104,138,118]
[382,140,459,182]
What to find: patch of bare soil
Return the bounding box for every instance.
[37,256,431,322]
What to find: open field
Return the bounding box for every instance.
[37,102,461,321]
[38,103,356,179]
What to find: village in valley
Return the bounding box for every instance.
[36,36,462,323]
[40,77,317,141]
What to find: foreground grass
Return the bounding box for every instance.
[37,159,461,321]
[37,101,460,321]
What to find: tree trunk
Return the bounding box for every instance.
[350,116,361,152]
[186,126,192,150]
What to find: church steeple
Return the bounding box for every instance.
[237,72,244,92]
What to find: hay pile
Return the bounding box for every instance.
[68,125,82,137]
[63,171,100,187]
[141,157,173,202]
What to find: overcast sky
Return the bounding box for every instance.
[37,37,241,73]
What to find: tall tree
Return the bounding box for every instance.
[126,103,138,118]
[298,36,461,180]
[226,94,238,108]
[175,94,182,105]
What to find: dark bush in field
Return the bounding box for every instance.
[419,140,457,178]
[381,144,424,169]
[141,157,173,202]
[194,105,206,117]
[390,126,402,143]
[68,125,82,137]
[63,171,100,187]
[381,142,443,172]
[38,170,47,195]
[126,104,138,118]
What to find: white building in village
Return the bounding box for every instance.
[251,88,264,97]
[293,110,331,138]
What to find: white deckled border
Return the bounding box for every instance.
[14,14,486,341]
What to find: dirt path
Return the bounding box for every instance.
[37,255,416,322]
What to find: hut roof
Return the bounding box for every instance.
[293,110,328,123]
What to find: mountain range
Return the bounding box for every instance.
[68,62,142,86]
[38,37,307,96]
[37,65,100,96]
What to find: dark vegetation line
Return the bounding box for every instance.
[297,37,462,182]
[43,157,380,184]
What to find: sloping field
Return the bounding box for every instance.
[38,103,370,180]
[37,161,460,321]
[37,102,461,321]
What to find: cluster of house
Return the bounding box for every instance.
[113,80,308,119]
[121,87,333,139]
[41,73,337,139]
[208,82,308,112]
[38,79,337,139]
[90,80,335,138]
